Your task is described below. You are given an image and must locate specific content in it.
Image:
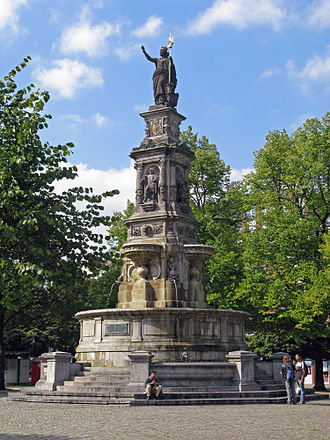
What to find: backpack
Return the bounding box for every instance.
[287,366,294,380]
[303,362,309,376]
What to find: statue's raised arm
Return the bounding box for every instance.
[141,46,156,64]
[141,45,179,108]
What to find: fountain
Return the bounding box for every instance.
[22,41,287,405]
[74,43,248,368]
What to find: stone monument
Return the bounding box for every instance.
[20,39,288,404]
[74,40,248,368]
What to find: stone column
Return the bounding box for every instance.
[127,351,154,391]
[226,350,261,391]
[35,352,72,391]
[135,162,143,204]
[271,352,287,381]
[159,158,167,203]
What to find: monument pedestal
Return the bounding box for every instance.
[75,308,248,367]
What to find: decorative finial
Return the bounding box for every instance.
[167,33,174,55]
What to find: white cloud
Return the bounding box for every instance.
[54,161,136,217]
[32,59,103,99]
[286,48,330,86]
[115,43,140,61]
[59,20,121,57]
[230,168,254,181]
[187,0,286,34]
[0,0,27,34]
[307,0,330,29]
[92,113,108,127]
[299,51,330,81]
[260,67,281,78]
[61,114,85,124]
[132,15,163,38]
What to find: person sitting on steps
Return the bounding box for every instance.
[145,371,163,400]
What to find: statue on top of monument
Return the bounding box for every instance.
[141,34,179,108]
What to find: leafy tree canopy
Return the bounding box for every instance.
[0,59,118,388]
[236,114,329,389]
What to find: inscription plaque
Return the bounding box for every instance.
[104,323,129,336]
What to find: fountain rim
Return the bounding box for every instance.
[75,307,250,319]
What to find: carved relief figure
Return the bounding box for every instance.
[176,172,188,204]
[141,46,178,107]
[167,256,178,280]
[143,167,159,202]
[189,267,204,303]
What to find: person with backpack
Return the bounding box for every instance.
[295,353,308,404]
[280,355,296,404]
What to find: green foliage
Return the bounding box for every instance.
[107,200,134,253]
[0,59,118,387]
[181,126,230,221]
[236,114,330,361]
[181,127,244,309]
[86,200,134,309]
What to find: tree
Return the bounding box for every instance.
[236,114,329,390]
[0,59,118,389]
[180,127,245,308]
[181,126,230,221]
[86,201,134,309]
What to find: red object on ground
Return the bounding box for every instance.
[31,359,41,384]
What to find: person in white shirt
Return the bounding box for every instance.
[295,354,306,404]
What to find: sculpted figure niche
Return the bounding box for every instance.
[142,167,159,203]
[141,45,179,108]
[176,172,189,204]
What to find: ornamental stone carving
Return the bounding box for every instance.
[142,166,159,203]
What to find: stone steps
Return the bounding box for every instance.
[130,396,288,406]
[56,385,130,393]
[135,389,287,400]
[10,390,132,405]
[11,394,130,405]
[62,380,129,387]
[72,375,128,382]
[81,367,130,375]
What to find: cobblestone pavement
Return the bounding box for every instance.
[0,398,328,440]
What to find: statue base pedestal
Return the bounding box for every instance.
[75,308,248,367]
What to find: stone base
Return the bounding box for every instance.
[75,308,248,367]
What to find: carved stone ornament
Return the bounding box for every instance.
[142,166,159,203]
[142,224,154,237]
[167,256,179,280]
[151,119,162,136]
[154,224,163,234]
[149,262,161,280]
[131,226,142,236]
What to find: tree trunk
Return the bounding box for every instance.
[314,351,326,391]
[0,306,5,390]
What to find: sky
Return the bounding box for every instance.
[1,0,330,216]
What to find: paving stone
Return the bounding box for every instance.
[0,398,328,440]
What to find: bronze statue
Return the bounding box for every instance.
[141,45,179,107]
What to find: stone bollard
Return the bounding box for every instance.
[127,351,154,392]
[35,352,72,391]
[271,352,288,381]
[226,350,261,391]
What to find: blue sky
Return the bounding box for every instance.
[1,0,330,214]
